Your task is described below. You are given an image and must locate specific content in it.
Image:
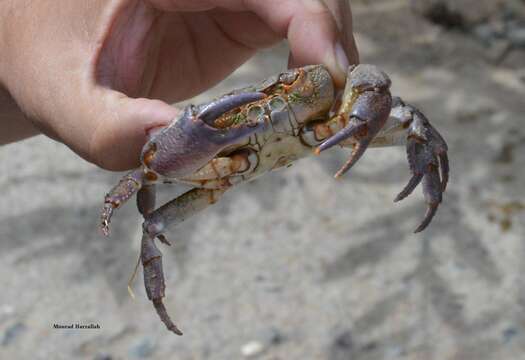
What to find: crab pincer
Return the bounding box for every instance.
[315,65,393,178]
[100,92,267,236]
[394,107,449,233]
[140,92,268,178]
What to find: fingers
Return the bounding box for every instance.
[151,0,354,86]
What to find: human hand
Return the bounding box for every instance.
[0,0,358,170]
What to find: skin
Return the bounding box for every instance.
[0,0,358,170]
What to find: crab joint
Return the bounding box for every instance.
[143,143,157,167]
[145,171,158,182]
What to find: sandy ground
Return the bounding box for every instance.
[1,1,525,359]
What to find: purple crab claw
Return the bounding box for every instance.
[315,117,372,178]
[141,91,268,178]
[315,90,392,178]
[393,108,449,233]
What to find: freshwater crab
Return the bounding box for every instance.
[100,64,449,335]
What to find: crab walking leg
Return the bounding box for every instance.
[101,168,144,236]
[140,188,227,336]
[143,187,227,238]
[138,185,181,332]
[391,100,448,232]
[137,185,156,216]
[137,185,177,246]
[365,97,448,232]
[141,234,183,335]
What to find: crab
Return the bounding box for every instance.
[100,64,449,335]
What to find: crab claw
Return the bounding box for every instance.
[142,92,268,179]
[393,106,449,233]
[316,90,392,178]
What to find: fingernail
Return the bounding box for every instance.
[335,42,350,74]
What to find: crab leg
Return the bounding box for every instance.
[101,168,145,236]
[391,101,448,232]
[141,233,182,335]
[140,187,227,336]
[137,184,156,216]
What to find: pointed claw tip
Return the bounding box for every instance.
[314,148,321,156]
[335,166,352,179]
[413,225,426,234]
[158,235,172,246]
[198,92,266,124]
[172,327,183,336]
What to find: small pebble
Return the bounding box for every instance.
[241,341,265,358]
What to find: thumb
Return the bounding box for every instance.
[87,88,179,171]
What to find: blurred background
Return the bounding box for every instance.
[1,0,525,359]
